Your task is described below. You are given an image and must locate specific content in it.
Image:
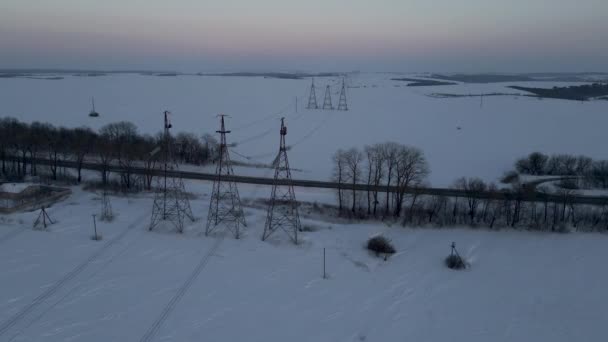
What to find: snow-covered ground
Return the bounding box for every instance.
[0,183,33,194]
[2,73,608,186]
[0,180,606,341]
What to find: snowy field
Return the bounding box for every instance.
[1,73,608,186]
[0,181,606,341]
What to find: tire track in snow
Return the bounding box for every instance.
[139,236,224,342]
[0,213,147,338]
[6,231,143,342]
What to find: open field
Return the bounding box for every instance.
[1,73,607,187]
[0,182,606,341]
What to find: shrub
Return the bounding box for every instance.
[366,236,396,256]
[557,178,579,190]
[500,170,519,184]
[445,254,466,270]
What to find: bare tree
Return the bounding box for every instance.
[344,148,364,214]
[332,149,347,213]
[380,142,399,217]
[71,127,96,182]
[454,177,487,224]
[392,146,429,217]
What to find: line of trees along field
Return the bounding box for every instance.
[0,117,218,189]
[514,152,608,189]
[332,143,608,232]
[3,117,608,232]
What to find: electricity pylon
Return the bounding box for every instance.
[322,85,333,110]
[205,115,246,239]
[306,78,318,109]
[100,187,113,221]
[337,78,348,111]
[262,118,301,244]
[149,111,194,233]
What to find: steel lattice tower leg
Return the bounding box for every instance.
[306,78,318,109]
[337,78,348,111]
[262,118,302,244]
[150,111,194,233]
[322,85,334,110]
[100,187,113,221]
[205,115,246,239]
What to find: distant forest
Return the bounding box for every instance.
[509,83,608,101]
[431,74,535,83]
[391,78,456,86]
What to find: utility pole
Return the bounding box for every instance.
[150,110,194,233]
[262,117,301,244]
[92,214,99,240]
[206,114,246,239]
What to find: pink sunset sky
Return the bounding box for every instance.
[1,0,607,72]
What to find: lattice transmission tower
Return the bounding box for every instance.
[322,85,334,110]
[306,78,318,109]
[262,118,301,244]
[205,115,246,239]
[149,111,194,233]
[100,187,113,221]
[337,78,348,111]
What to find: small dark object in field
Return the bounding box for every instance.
[446,242,467,270]
[445,254,466,269]
[367,236,396,256]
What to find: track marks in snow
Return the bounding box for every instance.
[0,213,147,339]
[139,236,224,342]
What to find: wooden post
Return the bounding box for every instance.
[92,214,98,240]
[323,248,326,279]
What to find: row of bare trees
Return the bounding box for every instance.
[333,142,430,218]
[406,179,607,232]
[331,143,608,232]
[0,117,218,189]
[515,152,608,188]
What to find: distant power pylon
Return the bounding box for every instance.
[337,78,348,111]
[306,78,318,109]
[205,115,246,239]
[262,118,302,244]
[149,111,194,233]
[322,85,334,110]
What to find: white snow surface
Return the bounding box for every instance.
[0,183,33,194]
[2,73,608,186]
[0,181,606,341]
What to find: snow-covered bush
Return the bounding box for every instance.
[445,254,466,270]
[366,236,396,256]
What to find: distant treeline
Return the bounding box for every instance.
[391,78,457,86]
[0,118,218,189]
[329,143,608,232]
[509,83,608,101]
[431,74,535,83]
[514,152,608,189]
[202,72,343,80]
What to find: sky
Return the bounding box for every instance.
[1,0,607,73]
